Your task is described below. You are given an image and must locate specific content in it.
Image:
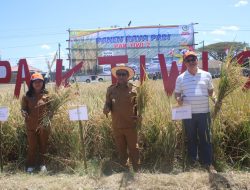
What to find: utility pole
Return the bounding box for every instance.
[199,40,204,51]
[192,22,199,49]
[67,28,71,70]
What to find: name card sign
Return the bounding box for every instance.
[68,105,88,121]
[172,104,192,120]
[0,107,9,122]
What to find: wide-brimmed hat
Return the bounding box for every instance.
[111,65,135,80]
[183,51,197,60]
[31,72,44,81]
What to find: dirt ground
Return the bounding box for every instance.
[0,171,249,190]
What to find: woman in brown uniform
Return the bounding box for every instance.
[21,73,51,173]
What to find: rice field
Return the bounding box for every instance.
[0,78,249,174]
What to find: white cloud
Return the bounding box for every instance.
[41,44,51,50]
[221,26,239,31]
[234,0,248,7]
[211,29,226,35]
[211,25,240,35]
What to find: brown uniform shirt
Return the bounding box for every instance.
[21,93,50,131]
[104,83,137,129]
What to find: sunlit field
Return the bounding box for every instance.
[0,79,249,174]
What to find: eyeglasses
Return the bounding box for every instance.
[185,57,196,63]
[116,72,128,77]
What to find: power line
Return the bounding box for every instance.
[0,32,67,40]
[0,26,67,33]
[4,53,68,61]
[0,23,249,32]
[0,41,66,49]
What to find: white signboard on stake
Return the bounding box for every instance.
[68,105,88,121]
[172,104,192,120]
[0,107,9,122]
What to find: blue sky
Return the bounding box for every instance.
[0,0,249,71]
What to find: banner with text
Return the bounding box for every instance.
[69,24,195,74]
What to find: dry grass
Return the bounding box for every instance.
[0,171,249,190]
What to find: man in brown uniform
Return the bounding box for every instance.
[103,65,140,171]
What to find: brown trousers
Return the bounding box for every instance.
[113,127,140,170]
[26,127,50,167]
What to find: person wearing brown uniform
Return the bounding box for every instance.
[103,66,140,171]
[21,73,51,173]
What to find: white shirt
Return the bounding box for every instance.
[175,68,214,113]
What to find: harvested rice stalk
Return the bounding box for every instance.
[136,77,150,129]
[41,88,71,128]
[213,52,247,120]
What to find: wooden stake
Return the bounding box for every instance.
[78,120,87,170]
[182,125,187,172]
[75,81,87,170]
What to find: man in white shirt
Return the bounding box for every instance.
[175,51,217,173]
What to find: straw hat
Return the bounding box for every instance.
[111,65,135,80]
